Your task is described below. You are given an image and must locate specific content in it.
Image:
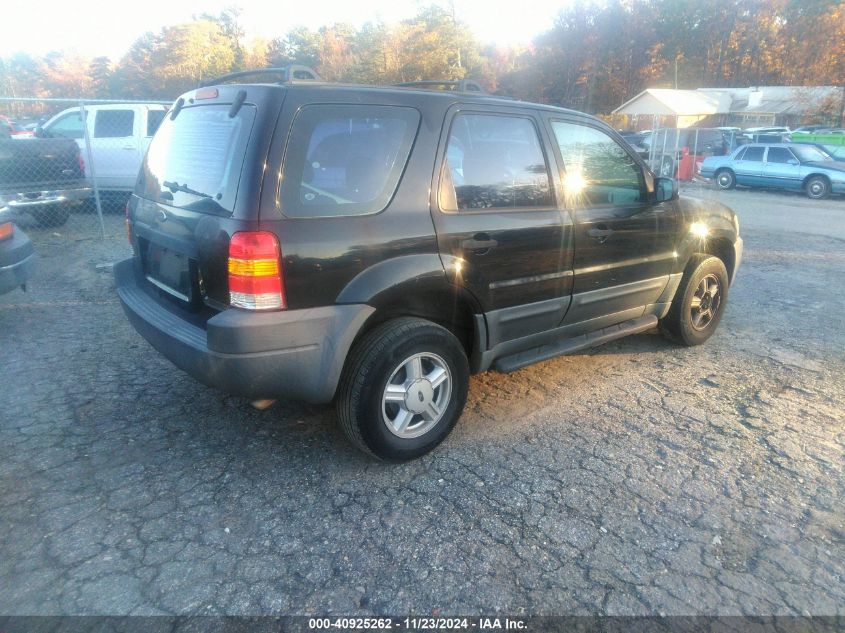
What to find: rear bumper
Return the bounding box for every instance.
[0,228,35,294]
[1,186,91,211]
[114,258,374,404]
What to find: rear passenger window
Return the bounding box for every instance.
[440,114,552,211]
[280,104,420,218]
[742,146,765,162]
[94,110,134,138]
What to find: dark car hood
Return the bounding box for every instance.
[805,160,845,173]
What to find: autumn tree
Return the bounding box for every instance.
[2,1,843,115]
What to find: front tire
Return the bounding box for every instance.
[715,169,736,190]
[805,176,829,200]
[660,255,729,346]
[336,318,470,461]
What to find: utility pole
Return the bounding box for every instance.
[839,85,844,127]
[674,55,679,90]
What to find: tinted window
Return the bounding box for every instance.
[551,121,643,206]
[440,114,551,211]
[146,110,166,136]
[94,110,134,138]
[742,146,765,161]
[47,112,85,139]
[280,104,420,218]
[766,147,795,163]
[139,104,256,215]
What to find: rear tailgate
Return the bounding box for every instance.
[0,137,84,192]
[129,85,285,312]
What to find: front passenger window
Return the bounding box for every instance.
[550,121,643,207]
[46,112,85,139]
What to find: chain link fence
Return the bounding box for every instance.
[642,127,743,182]
[0,97,170,240]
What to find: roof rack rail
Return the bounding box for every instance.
[201,65,322,87]
[394,80,486,94]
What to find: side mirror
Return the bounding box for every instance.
[654,176,678,203]
[787,159,799,166]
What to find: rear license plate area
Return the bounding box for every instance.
[143,242,195,302]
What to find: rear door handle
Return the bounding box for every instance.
[461,233,498,253]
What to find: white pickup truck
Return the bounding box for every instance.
[38,103,168,192]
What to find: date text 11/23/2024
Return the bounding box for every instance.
[308,617,528,630]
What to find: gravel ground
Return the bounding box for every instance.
[0,187,843,616]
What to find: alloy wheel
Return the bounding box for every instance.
[690,273,722,331]
[381,352,452,439]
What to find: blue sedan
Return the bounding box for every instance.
[699,143,845,199]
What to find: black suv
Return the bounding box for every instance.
[116,73,743,460]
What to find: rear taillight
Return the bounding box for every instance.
[78,153,85,174]
[228,231,286,310]
[0,222,13,241]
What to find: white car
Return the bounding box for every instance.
[39,103,168,192]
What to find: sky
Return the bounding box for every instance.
[1,0,569,59]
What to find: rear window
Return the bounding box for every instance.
[279,104,420,218]
[138,104,256,215]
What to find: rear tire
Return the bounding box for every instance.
[660,255,729,346]
[715,169,736,190]
[805,176,829,200]
[30,204,70,228]
[336,317,470,461]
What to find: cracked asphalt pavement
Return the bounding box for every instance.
[0,187,843,616]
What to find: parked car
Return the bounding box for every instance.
[0,133,90,226]
[793,124,830,133]
[743,126,791,136]
[116,72,743,460]
[641,128,729,176]
[37,103,167,192]
[699,143,845,199]
[0,210,35,294]
[618,131,649,159]
[0,115,33,137]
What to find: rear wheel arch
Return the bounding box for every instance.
[351,285,479,362]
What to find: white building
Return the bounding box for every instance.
[613,86,844,129]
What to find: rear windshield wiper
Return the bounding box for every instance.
[162,180,213,199]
